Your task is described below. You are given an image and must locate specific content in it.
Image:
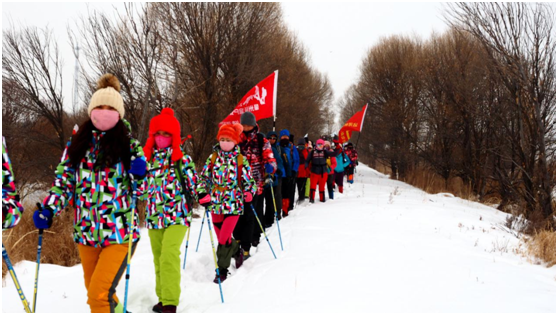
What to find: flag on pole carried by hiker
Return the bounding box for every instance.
[219,71,278,126]
[338,104,368,144]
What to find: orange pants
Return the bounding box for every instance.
[78,243,137,313]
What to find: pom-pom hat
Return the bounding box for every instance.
[143,108,183,162]
[88,74,125,118]
[217,123,243,145]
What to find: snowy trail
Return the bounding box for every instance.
[2,165,556,313]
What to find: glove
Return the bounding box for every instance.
[129,157,147,179]
[264,163,274,174]
[198,193,211,207]
[33,208,53,229]
[244,192,253,203]
[265,174,275,186]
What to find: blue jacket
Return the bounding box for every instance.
[334,151,350,173]
[279,129,300,177]
[265,131,285,187]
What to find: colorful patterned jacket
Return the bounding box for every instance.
[2,137,24,230]
[238,125,277,195]
[344,148,359,167]
[42,120,146,248]
[197,145,257,215]
[142,148,198,229]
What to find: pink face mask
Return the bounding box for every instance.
[154,135,172,149]
[91,109,120,131]
[219,140,235,152]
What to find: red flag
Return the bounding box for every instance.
[338,104,368,143]
[219,71,278,126]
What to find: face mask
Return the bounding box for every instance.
[91,109,120,131]
[280,139,290,147]
[219,140,235,152]
[154,135,172,149]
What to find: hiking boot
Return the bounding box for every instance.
[162,305,177,313]
[235,248,244,268]
[243,250,251,261]
[152,302,163,313]
[319,191,326,202]
[213,269,228,284]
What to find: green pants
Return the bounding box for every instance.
[148,225,188,307]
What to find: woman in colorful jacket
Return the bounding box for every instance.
[142,108,199,313]
[33,74,147,313]
[2,137,24,230]
[332,136,350,194]
[197,123,257,283]
[323,141,338,200]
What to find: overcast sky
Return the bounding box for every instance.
[2,2,448,112]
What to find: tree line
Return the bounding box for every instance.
[2,3,333,194]
[339,2,555,228]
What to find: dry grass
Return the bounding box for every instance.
[3,199,148,279]
[526,230,556,267]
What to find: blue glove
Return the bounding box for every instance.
[264,163,274,174]
[129,157,147,179]
[33,209,53,229]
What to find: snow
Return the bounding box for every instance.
[2,164,556,313]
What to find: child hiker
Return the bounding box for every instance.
[323,141,337,200]
[197,123,256,283]
[33,74,147,313]
[344,142,359,184]
[332,135,350,194]
[295,138,310,205]
[2,137,24,230]
[305,139,338,203]
[263,131,285,226]
[142,108,199,313]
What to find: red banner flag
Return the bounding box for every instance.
[219,71,278,126]
[338,104,368,143]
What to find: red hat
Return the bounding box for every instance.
[143,108,183,162]
[217,123,243,145]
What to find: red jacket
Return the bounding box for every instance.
[297,148,310,178]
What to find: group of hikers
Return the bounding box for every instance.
[2,74,358,313]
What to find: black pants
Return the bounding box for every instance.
[281,176,295,206]
[264,177,282,226]
[288,176,296,210]
[296,177,307,201]
[327,173,334,195]
[250,192,265,244]
[233,193,261,252]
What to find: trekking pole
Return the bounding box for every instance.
[251,204,277,259]
[32,202,45,313]
[195,213,205,252]
[182,221,192,270]
[205,209,224,303]
[2,243,32,313]
[268,177,284,251]
[123,176,139,313]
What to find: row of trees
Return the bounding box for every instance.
[3,3,333,191]
[339,3,555,226]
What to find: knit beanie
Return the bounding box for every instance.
[88,74,125,118]
[217,123,243,145]
[316,139,325,145]
[240,112,257,126]
[279,129,290,138]
[143,108,183,162]
[324,141,331,148]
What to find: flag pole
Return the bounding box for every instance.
[273,116,276,132]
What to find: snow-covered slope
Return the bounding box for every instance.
[2,164,555,313]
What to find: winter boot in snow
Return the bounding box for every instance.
[339,186,343,194]
[162,305,177,313]
[234,245,244,268]
[319,191,326,202]
[309,189,316,203]
[214,268,228,284]
[152,302,163,313]
[329,191,334,200]
[282,199,290,217]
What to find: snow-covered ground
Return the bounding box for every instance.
[2,164,556,313]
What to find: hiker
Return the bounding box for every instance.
[323,141,337,200]
[278,129,299,216]
[344,142,359,184]
[263,131,285,226]
[332,136,350,194]
[33,74,147,313]
[295,138,310,204]
[233,112,276,258]
[305,139,338,203]
[142,108,199,313]
[2,137,24,230]
[197,123,256,283]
